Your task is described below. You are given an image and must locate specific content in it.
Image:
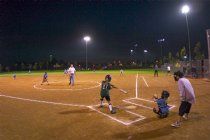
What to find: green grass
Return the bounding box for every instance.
[0,69,161,77]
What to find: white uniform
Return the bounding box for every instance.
[68,67,76,74]
[68,66,76,85]
[167,66,171,71]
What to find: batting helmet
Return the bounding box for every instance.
[105,74,112,82]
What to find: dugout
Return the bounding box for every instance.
[178,59,209,79]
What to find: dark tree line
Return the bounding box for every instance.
[0,42,206,72]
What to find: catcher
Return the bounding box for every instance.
[153,90,170,118]
[99,74,116,114]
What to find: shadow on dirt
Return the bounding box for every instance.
[58,108,91,114]
[113,111,203,139]
[113,125,174,140]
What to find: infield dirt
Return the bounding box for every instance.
[0,73,210,140]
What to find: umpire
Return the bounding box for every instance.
[171,71,196,128]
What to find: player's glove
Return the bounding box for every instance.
[153,94,158,99]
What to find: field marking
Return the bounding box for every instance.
[125,110,146,118]
[123,98,176,110]
[136,74,138,98]
[123,98,153,110]
[0,93,146,126]
[118,88,127,94]
[0,93,87,107]
[141,76,149,87]
[33,80,101,91]
[87,105,146,126]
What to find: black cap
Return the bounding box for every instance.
[174,71,184,81]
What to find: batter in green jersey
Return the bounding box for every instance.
[100,74,116,114]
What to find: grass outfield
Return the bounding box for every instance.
[0,69,164,76]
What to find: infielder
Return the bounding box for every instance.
[120,69,124,76]
[41,72,49,85]
[166,65,171,76]
[68,64,76,86]
[13,74,16,80]
[154,64,158,77]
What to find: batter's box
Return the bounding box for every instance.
[123,98,176,110]
[88,104,146,125]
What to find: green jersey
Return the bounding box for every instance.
[100,80,111,97]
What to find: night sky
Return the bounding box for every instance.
[0,0,210,65]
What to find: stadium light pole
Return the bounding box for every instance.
[130,49,133,63]
[182,5,191,62]
[158,38,165,64]
[83,36,91,70]
[144,50,148,67]
[134,43,138,64]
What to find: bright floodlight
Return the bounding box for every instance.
[182,5,190,14]
[84,36,91,42]
[144,50,148,53]
[130,49,133,53]
[158,38,165,42]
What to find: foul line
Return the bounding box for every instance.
[142,76,149,87]
[136,74,138,98]
[0,94,87,107]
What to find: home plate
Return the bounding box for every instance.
[124,105,137,109]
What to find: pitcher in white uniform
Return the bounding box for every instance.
[68,64,76,86]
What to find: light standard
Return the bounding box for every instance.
[134,43,138,64]
[181,5,191,62]
[83,36,91,70]
[130,49,133,63]
[144,50,148,67]
[158,38,165,64]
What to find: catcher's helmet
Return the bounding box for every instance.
[105,74,112,82]
[161,90,170,99]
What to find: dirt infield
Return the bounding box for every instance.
[0,72,210,140]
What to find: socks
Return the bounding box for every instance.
[109,104,113,112]
[100,99,103,106]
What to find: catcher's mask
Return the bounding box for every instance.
[105,74,112,82]
[161,90,170,99]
